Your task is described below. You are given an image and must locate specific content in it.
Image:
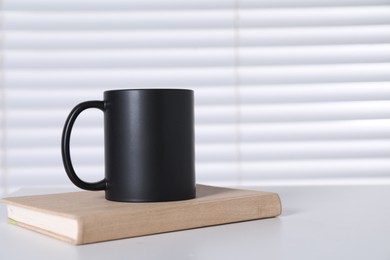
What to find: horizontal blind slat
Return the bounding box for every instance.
[240,0,389,8]
[8,158,390,178]
[4,11,234,30]
[6,119,390,147]
[7,140,390,166]
[240,82,390,104]
[6,101,390,127]
[6,106,239,126]
[239,63,390,84]
[4,68,236,88]
[4,7,390,30]
[2,0,234,11]
[241,119,390,142]
[241,159,390,179]
[3,30,236,49]
[4,25,390,49]
[5,82,390,109]
[240,7,390,27]
[240,45,390,66]
[241,26,390,46]
[6,87,236,107]
[5,49,235,69]
[7,119,390,147]
[2,0,386,11]
[4,63,390,87]
[239,101,390,123]
[240,140,390,161]
[5,45,390,68]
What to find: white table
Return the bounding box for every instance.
[0,185,389,260]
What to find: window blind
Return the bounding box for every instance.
[1,0,390,193]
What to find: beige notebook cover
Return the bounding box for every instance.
[0,184,282,245]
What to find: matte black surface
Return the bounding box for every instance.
[61,89,195,202]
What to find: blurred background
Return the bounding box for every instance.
[1,0,390,195]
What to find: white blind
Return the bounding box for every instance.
[1,0,390,192]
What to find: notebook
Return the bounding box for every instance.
[0,184,282,245]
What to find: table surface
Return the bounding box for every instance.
[0,185,389,260]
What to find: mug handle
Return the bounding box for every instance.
[61,101,107,191]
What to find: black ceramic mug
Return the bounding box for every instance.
[61,89,196,202]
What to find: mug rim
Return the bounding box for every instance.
[104,88,193,94]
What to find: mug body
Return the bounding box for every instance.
[103,89,195,202]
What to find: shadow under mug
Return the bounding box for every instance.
[61,89,196,202]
